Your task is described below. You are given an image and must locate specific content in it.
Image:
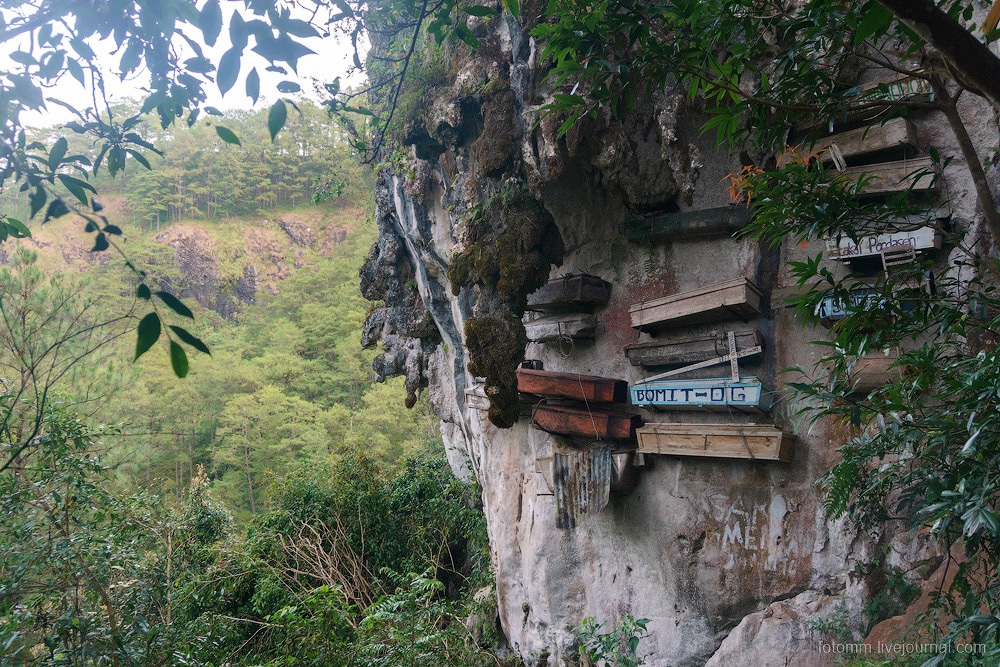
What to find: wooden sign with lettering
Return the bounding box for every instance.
[816,288,884,327]
[827,226,940,261]
[630,377,769,411]
[637,423,794,462]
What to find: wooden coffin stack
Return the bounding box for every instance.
[518,367,641,441]
[523,274,612,344]
[624,205,752,243]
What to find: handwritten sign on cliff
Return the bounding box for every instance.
[630,377,769,411]
[827,226,939,261]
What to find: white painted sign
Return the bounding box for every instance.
[828,226,939,260]
[631,377,768,410]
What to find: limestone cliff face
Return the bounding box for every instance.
[360,12,994,666]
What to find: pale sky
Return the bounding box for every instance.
[21,8,364,128]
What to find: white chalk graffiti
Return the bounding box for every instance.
[710,493,801,575]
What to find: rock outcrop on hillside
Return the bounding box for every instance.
[360,11,996,666]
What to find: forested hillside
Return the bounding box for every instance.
[0,106,502,665]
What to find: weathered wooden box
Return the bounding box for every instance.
[637,423,795,462]
[517,368,628,403]
[834,156,939,196]
[531,403,642,440]
[794,117,917,166]
[523,312,596,343]
[624,205,751,243]
[629,278,763,333]
[849,351,903,394]
[625,329,762,367]
[526,274,612,311]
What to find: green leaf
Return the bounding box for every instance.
[268,99,287,141]
[48,137,68,171]
[453,23,481,49]
[200,0,223,46]
[56,173,92,204]
[156,291,194,318]
[4,218,30,238]
[44,198,70,223]
[276,80,300,93]
[246,67,260,104]
[137,284,151,300]
[854,4,893,45]
[103,224,123,236]
[217,46,241,95]
[462,5,499,17]
[503,0,519,18]
[169,341,189,377]
[126,148,152,170]
[135,312,161,361]
[215,126,242,146]
[170,325,211,354]
[91,232,109,252]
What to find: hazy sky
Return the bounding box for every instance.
[23,9,362,127]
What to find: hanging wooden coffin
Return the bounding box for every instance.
[851,74,933,108]
[849,351,903,394]
[624,205,751,243]
[523,312,597,343]
[630,278,763,333]
[794,117,917,166]
[637,423,795,462]
[625,330,763,368]
[833,156,939,196]
[527,274,612,311]
[531,403,642,440]
[630,377,770,411]
[517,368,628,403]
[826,225,940,261]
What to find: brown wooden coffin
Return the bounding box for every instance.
[523,312,596,343]
[637,423,794,462]
[850,351,903,394]
[527,274,612,310]
[517,368,628,403]
[531,403,642,440]
[625,329,763,367]
[630,278,763,333]
[833,156,938,197]
[624,205,751,243]
[790,117,917,167]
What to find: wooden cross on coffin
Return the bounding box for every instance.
[639,331,763,384]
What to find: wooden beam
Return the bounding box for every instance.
[629,278,763,333]
[637,423,794,462]
[625,330,763,367]
[531,403,642,440]
[624,205,751,243]
[517,368,628,404]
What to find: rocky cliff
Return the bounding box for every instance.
[360,12,996,665]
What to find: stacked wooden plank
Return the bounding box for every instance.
[523,274,611,344]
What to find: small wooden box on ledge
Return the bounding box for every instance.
[526,274,612,311]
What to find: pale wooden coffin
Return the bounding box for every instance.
[833,156,939,196]
[637,423,794,462]
[523,312,596,343]
[629,278,763,333]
